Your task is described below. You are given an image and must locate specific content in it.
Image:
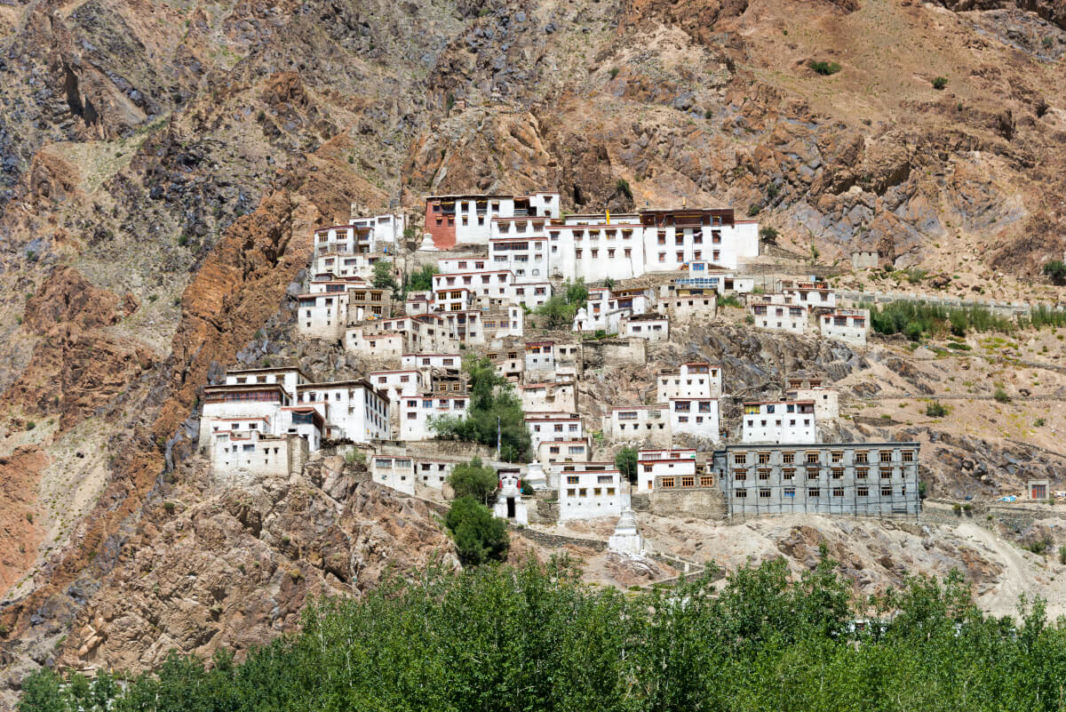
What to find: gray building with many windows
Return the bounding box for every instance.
[713,442,920,517]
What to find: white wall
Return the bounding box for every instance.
[558,470,623,521]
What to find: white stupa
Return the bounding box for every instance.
[493,470,529,525]
[419,232,438,251]
[524,461,548,490]
[608,507,645,556]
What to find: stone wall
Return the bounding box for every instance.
[646,488,727,519]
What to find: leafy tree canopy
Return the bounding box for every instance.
[447,457,498,504]
[431,357,532,462]
[444,496,509,566]
[21,558,1066,712]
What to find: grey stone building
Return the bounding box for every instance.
[713,442,920,517]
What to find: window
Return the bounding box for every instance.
[881,486,893,496]
[758,469,771,481]
[734,452,747,465]
[832,487,844,497]
[831,451,843,463]
[681,476,695,488]
[661,477,676,488]
[902,450,915,463]
[879,451,892,463]
[758,452,770,464]
[784,487,796,498]
[857,486,869,497]
[699,476,715,487]
[734,469,747,481]
[783,452,795,464]
[567,476,579,484]
[806,468,819,480]
[806,452,819,464]
[832,468,844,480]
[783,468,795,480]
[856,467,869,480]
[856,451,869,464]
[808,487,820,498]
[760,488,771,498]
[735,488,747,498]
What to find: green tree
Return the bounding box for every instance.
[372,260,397,290]
[405,264,438,292]
[432,357,533,462]
[447,457,498,504]
[932,76,948,90]
[18,669,68,712]
[444,497,509,566]
[533,279,589,330]
[615,446,638,483]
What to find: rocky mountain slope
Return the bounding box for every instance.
[1,0,1066,700]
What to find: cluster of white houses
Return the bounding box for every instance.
[198,190,917,527]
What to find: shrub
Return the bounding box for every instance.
[1035,418,1046,427]
[1043,37,1054,49]
[718,294,742,308]
[993,388,1011,403]
[809,60,842,75]
[163,502,176,515]
[25,421,36,431]
[952,503,962,516]
[746,203,761,217]
[1027,536,1053,555]
[925,402,948,418]
[615,178,632,200]
[372,260,398,290]
[444,497,509,566]
[447,457,498,505]
[1059,546,1066,565]
[1043,260,1066,285]
[405,264,438,292]
[446,93,455,111]
[344,449,366,466]
[608,67,619,79]
[744,314,755,325]
[932,76,948,90]
[759,226,779,242]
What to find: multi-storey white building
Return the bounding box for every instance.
[519,381,577,413]
[399,394,469,440]
[524,341,556,378]
[741,400,816,444]
[819,309,869,346]
[786,387,840,422]
[488,232,550,282]
[402,352,463,374]
[368,370,424,407]
[635,448,698,493]
[656,362,722,402]
[370,454,416,495]
[547,219,645,283]
[784,281,836,310]
[210,431,311,479]
[558,469,623,521]
[622,314,670,341]
[344,329,405,359]
[573,287,653,333]
[749,300,809,334]
[348,212,405,246]
[424,192,561,249]
[525,412,584,449]
[607,404,670,446]
[538,439,592,470]
[668,397,720,441]
[293,380,391,442]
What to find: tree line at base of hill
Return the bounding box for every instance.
[20,552,1066,712]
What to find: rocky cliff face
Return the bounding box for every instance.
[1,0,1065,699]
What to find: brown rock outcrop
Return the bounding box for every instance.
[0,448,48,598]
[57,460,456,672]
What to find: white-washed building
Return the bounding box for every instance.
[741,400,816,445]
[294,380,391,442]
[749,300,809,334]
[635,448,698,493]
[526,412,584,449]
[558,469,623,521]
[399,394,469,441]
[656,362,722,402]
[424,192,561,250]
[519,381,577,413]
[819,309,869,346]
[622,314,670,341]
[668,397,721,441]
[607,404,670,446]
